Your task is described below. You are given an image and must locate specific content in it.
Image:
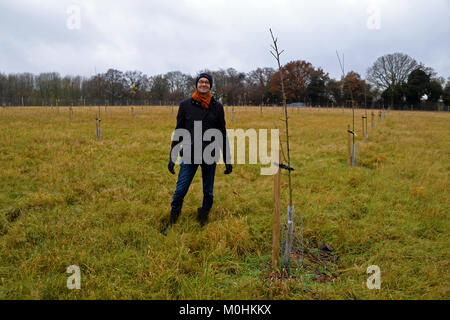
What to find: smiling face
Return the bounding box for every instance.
[197,77,211,95]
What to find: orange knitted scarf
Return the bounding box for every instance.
[192,89,212,109]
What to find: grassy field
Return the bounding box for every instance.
[0,105,448,299]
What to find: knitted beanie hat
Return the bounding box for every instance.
[195,72,213,88]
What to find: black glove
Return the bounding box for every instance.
[168,161,175,175]
[224,164,232,175]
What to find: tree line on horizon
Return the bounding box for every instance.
[1,52,449,110]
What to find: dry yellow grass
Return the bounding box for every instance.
[0,106,449,299]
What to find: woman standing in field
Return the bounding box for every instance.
[163,73,232,235]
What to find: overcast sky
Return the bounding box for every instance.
[1,0,449,80]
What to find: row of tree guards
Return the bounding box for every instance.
[3,103,386,119]
[3,104,386,151]
[347,109,386,166]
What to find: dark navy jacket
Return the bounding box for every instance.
[169,96,231,165]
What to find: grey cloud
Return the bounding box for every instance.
[0,0,448,80]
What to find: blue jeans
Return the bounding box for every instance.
[171,162,217,214]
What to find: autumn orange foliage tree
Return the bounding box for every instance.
[269,60,330,105]
[341,71,372,107]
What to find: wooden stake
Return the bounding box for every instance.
[372,112,375,129]
[272,149,281,271]
[347,124,352,166]
[362,116,365,140]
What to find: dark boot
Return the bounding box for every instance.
[197,207,210,227]
[162,210,180,236]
